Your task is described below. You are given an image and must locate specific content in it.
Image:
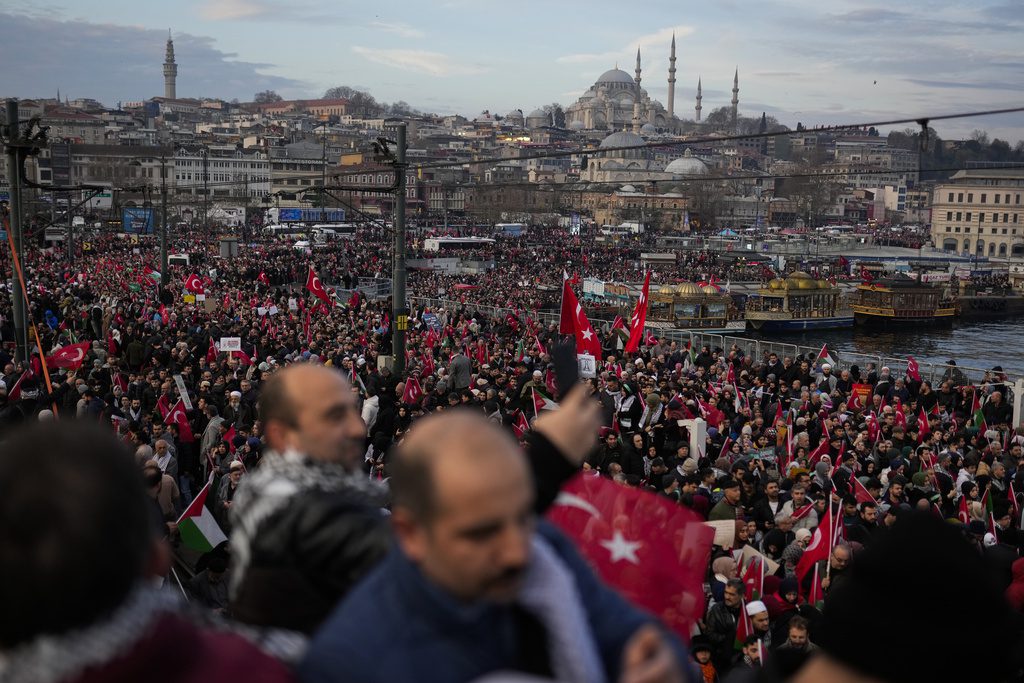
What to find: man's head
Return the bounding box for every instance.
[747,600,769,634]
[259,365,365,469]
[723,578,744,608]
[787,615,810,648]
[860,501,878,524]
[721,479,741,504]
[831,543,852,571]
[791,483,807,506]
[390,411,534,604]
[0,422,159,649]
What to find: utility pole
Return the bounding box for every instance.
[4,100,28,362]
[392,121,408,376]
[202,145,209,243]
[66,188,74,263]
[160,154,168,286]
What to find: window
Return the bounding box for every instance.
[992,228,998,234]
[948,192,954,202]
[994,214,999,223]
[1005,213,1010,223]
[957,211,963,220]
[968,193,974,202]
[958,193,964,202]
[955,227,961,233]
[981,193,987,203]
[996,194,1001,204]
[1006,194,1011,204]
[1003,229,1008,235]
[966,227,971,233]
[947,211,953,221]
[966,212,972,221]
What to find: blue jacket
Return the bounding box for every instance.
[300,522,686,683]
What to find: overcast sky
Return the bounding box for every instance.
[3,0,1023,142]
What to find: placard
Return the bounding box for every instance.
[423,312,442,332]
[741,544,781,576]
[219,337,242,352]
[257,307,267,316]
[703,520,737,549]
[195,293,206,302]
[851,383,872,407]
[268,305,279,316]
[577,353,596,378]
[288,297,298,311]
[183,294,195,304]
[173,374,193,411]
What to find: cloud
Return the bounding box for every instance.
[199,0,270,20]
[0,13,308,103]
[369,21,425,39]
[351,46,487,77]
[557,24,695,64]
[198,0,344,23]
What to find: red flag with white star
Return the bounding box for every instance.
[183,273,205,294]
[624,271,651,353]
[45,341,91,370]
[164,398,194,443]
[562,285,601,357]
[401,376,423,404]
[305,265,332,305]
[547,474,713,641]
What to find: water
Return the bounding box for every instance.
[748,319,1024,377]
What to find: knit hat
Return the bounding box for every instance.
[681,458,698,474]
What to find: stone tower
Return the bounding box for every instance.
[731,68,739,129]
[164,31,177,100]
[695,77,702,122]
[667,33,676,119]
[634,46,642,91]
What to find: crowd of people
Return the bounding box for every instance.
[1,224,1023,683]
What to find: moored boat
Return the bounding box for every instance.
[745,271,854,332]
[851,276,957,326]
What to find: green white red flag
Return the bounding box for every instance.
[175,481,227,553]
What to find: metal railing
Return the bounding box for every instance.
[408,295,1020,393]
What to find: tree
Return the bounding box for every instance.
[254,90,283,104]
[781,164,835,228]
[542,103,566,128]
[323,86,381,116]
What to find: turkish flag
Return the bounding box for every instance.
[45,341,91,370]
[156,394,171,420]
[7,369,34,401]
[851,476,877,506]
[206,338,218,365]
[906,356,921,382]
[893,398,907,429]
[624,270,651,353]
[223,424,237,452]
[258,271,270,286]
[421,352,435,378]
[917,407,931,442]
[512,411,530,440]
[401,376,423,404]
[233,349,253,367]
[164,398,194,442]
[562,284,601,357]
[611,315,626,331]
[183,273,205,294]
[305,266,332,305]
[795,503,836,591]
[741,555,764,601]
[547,474,713,641]
[558,275,576,335]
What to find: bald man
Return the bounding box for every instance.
[230,364,599,634]
[301,411,686,683]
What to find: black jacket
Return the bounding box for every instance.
[230,430,578,634]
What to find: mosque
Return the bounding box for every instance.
[560,34,739,135]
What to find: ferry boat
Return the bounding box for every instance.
[956,282,1024,320]
[850,276,958,326]
[642,282,746,333]
[745,271,854,332]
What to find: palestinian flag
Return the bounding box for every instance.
[143,264,161,284]
[734,599,754,650]
[532,388,558,419]
[971,389,987,432]
[175,482,228,553]
[817,343,837,368]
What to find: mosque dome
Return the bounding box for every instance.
[596,68,637,86]
[527,108,546,119]
[665,149,709,176]
[600,130,645,149]
[505,109,524,121]
[640,122,657,134]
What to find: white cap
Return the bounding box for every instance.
[745,600,767,616]
[821,363,831,370]
[984,532,997,547]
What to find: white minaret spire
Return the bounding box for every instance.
[731,67,739,128]
[667,32,676,118]
[695,77,702,122]
[634,46,642,91]
[163,30,178,100]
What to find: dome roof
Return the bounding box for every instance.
[640,122,657,134]
[568,120,585,131]
[600,130,645,149]
[657,285,675,295]
[701,285,719,294]
[766,278,787,290]
[665,149,708,176]
[785,271,818,289]
[527,108,547,119]
[505,109,523,120]
[597,68,636,85]
[676,282,702,295]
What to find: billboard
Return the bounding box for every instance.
[122,207,155,234]
[277,208,346,223]
[85,184,113,210]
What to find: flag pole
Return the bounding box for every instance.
[170,567,190,602]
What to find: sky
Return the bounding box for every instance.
[2,0,1023,142]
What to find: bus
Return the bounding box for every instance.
[494,223,526,237]
[264,225,308,240]
[311,223,358,241]
[422,236,495,252]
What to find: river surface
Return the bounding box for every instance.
[746,319,1024,377]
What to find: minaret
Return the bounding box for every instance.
[731,68,739,129]
[695,77,702,122]
[632,100,642,134]
[163,30,178,100]
[634,46,642,91]
[667,33,676,118]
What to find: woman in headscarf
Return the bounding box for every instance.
[781,528,812,578]
[709,555,738,603]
